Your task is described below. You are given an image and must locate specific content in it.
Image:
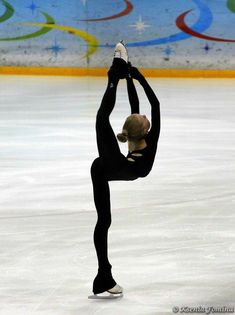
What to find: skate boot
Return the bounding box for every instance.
[113,40,128,63]
[107,284,123,295]
[88,267,123,300]
[92,270,116,295]
[110,40,129,79]
[88,284,123,300]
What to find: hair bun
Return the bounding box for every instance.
[117,132,128,143]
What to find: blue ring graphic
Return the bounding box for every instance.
[101,0,213,48]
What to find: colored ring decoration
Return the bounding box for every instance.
[101,0,213,48]
[0,11,54,41]
[20,21,99,58]
[176,8,235,42]
[227,0,235,13]
[79,0,133,22]
[0,0,14,23]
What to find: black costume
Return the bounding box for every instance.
[90,68,160,294]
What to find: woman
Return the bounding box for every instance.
[90,42,161,297]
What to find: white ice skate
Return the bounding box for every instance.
[113,41,128,63]
[88,284,123,300]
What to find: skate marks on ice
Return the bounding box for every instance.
[0,77,235,314]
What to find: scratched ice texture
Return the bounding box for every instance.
[0,76,234,315]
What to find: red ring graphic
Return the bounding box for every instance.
[176,9,235,42]
[80,0,133,22]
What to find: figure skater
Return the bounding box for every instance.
[90,42,161,298]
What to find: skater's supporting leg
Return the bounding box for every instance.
[91,158,112,270]
[90,158,116,293]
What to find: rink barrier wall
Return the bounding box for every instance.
[1,67,235,78]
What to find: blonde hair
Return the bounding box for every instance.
[117,114,149,143]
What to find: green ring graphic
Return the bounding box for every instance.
[0,1,98,57]
[227,0,235,13]
[0,11,54,41]
[0,0,14,23]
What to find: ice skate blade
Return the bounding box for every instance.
[88,292,123,300]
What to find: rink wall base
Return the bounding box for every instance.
[1,67,235,78]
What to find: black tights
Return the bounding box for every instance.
[91,73,139,294]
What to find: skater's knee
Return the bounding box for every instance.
[97,214,112,230]
[91,158,102,178]
[105,215,112,229]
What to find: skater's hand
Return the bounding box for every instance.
[129,66,144,81]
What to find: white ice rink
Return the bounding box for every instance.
[0,75,234,315]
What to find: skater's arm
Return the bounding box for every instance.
[126,77,139,114]
[140,76,160,139]
[130,67,160,139]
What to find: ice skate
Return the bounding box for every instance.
[88,284,123,300]
[113,40,128,63]
[110,41,129,79]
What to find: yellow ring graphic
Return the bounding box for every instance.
[20,22,99,58]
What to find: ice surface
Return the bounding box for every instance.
[0,75,234,314]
